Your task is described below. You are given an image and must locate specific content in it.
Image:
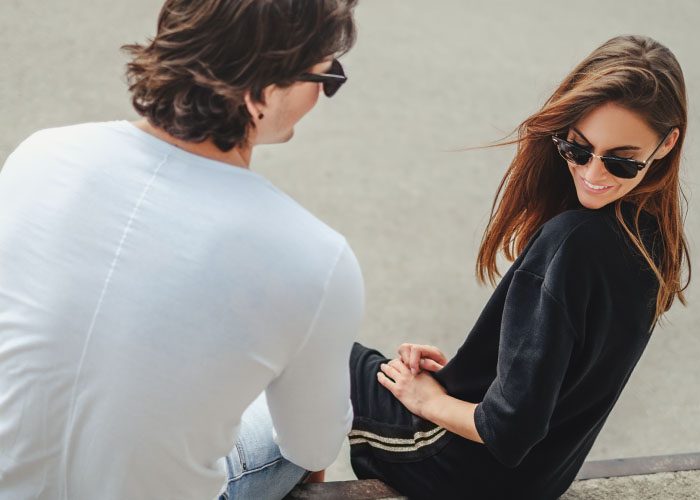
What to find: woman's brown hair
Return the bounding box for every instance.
[476,35,690,325]
[122,0,357,152]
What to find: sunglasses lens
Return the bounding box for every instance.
[323,60,346,97]
[329,59,345,78]
[553,136,641,179]
[323,81,341,97]
[557,140,590,165]
[602,159,638,179]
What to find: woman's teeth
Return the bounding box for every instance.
[583,178,612,191]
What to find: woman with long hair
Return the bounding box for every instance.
[348,35,690,499]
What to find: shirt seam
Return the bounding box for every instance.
[512,268,583,342]
[474,276,581,466]
[57,152,170,499]
[516,213,605,341]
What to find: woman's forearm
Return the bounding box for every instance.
[422,394,484,444]
[377,359,485,445]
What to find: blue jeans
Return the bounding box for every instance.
[220,393,310,500]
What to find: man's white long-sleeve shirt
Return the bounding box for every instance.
[0,121,364,500]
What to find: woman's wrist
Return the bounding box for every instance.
[421,393,484,444]
[421,392,452,422]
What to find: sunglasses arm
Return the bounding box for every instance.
[642,128,675,166]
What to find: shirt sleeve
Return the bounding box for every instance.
[265,244,364,471]
[474,269,578,468]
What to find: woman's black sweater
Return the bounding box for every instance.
[434,203,661,499]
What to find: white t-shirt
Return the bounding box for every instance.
[0,121,364,500]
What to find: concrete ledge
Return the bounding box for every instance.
[567,453,700,499]
[564,470,700,499]
[576,452,700,479]
[285,479,406,500]
[287,453,700,499]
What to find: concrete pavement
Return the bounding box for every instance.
[1,0,699,488]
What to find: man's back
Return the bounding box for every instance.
[0,121,363,499]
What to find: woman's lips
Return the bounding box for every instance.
[579,175,614,194]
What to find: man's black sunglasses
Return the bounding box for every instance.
[552,128,673,179]
[297,59,347,97]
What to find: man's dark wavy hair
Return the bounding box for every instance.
[122,0,357,152]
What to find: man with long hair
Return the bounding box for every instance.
[0,1,362,499]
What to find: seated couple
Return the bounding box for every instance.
[0,0,690,499]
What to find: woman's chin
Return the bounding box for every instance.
[576,191,614,210]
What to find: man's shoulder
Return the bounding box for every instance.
[10,122,121,159]
[205,171,354,282]
[251,183,350,263]
[261,185,344,240]
[24,121,115,142]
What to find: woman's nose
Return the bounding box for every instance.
[584,155,610,182]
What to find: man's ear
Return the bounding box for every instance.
[244,85,278,121]
[243,91,264,121]
[655,127,680,160]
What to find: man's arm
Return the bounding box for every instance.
[265,244,364,472]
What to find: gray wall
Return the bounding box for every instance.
[1,0,698,481]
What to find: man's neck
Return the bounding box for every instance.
[132,119,252,169]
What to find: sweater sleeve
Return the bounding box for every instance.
[265,244,365,471]
[474,269,578,468]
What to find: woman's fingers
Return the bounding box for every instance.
[377,371,402,399]
[397,343,412,366]
[396,343,449,374]
[378,358,412,392]
[409,346,422,374]
[420,358,445,372]
[380,361,401,381]
[420,345,448,366]
[388,358,409,374]
[377,371,393,389]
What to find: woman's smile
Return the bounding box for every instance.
[579,175,614,193]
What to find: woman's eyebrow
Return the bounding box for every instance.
[572,127,641,152]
